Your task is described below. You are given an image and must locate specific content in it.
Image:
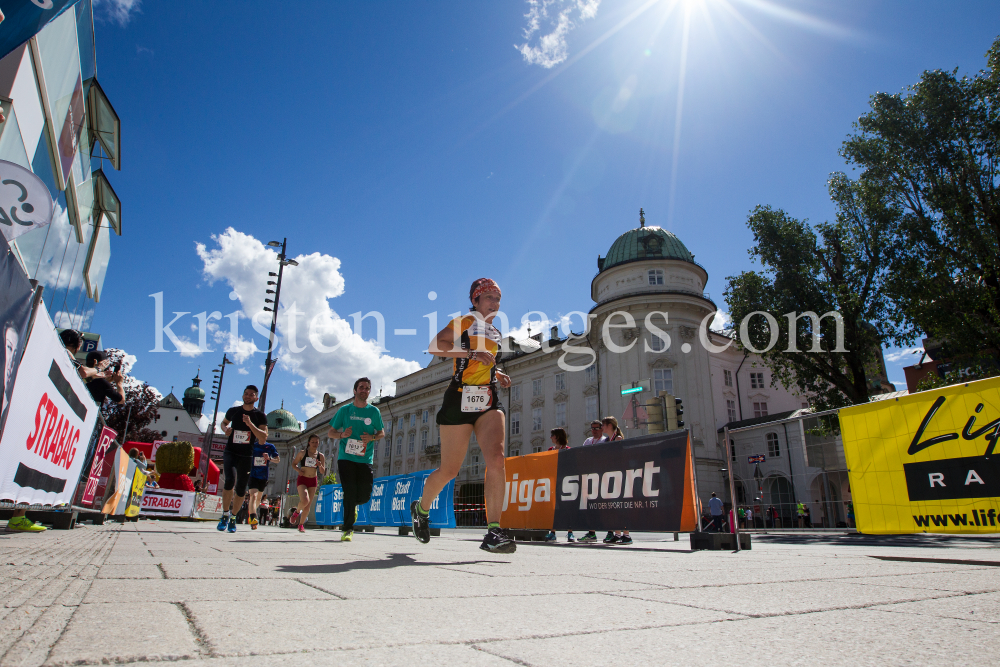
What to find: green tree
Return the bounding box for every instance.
[724,174,903,409]
[841,36,1000,355]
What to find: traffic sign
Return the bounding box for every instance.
[748,454,766,463]
[620,379,651,396]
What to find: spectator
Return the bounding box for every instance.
[804,505,812,528]
[545,429,574,543]
[193,479,204,494]
[83,350,125,407]
[797,501,806,528]
[601,417,631,545]
[58,330,98,381]
[745,506,753,529]
[708,492,724,532]
[581,421,605,446]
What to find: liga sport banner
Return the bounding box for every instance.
[840,376,1000,534]
[500,430,698,532]
[0,308,99,506]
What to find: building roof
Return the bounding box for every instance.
[869,389,909,402]
[183,372,205,401]
[158,393,184,409]
[598,225,694,272]
[267,402,302,432]
[717,410,799,433]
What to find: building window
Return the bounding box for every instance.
[532,408,543,432]
[410,414,416,427]
[511,384,521,402]
[509,446,520,457]
[511,411,521,435]
[420,431,428,451]
[727,399,737,422]
[649,334,666,352]
[533,445,542,453]
[648,269,664,285]
[555,402,567,427]
[555,373,566,391]
[408,433,415,454]
[753,402,768,418]
[585,364,597,384]
[422,409,429,424]
[396,436,402,456]
[532,378,543,397]
[766,432,780,458]
[398,417,404,431]
[723,369,733,387]
[731,440,737,461]
[472,455,480,475]
[750,372,765,389]
[585,395,598,422]
[653,368,673,395]
[801,402,809,409]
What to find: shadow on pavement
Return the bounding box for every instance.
[274,552,509,574]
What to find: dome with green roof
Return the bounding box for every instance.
[597,211,694,272]
[267,401,302,432]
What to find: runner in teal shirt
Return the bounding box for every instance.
[327,378,385,541]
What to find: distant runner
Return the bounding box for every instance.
[289,435,326,533]
[327,377,384,542]
[247,440,279,530]
[217,385,268,533]
[411,278,514,553]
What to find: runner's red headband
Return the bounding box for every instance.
[470,278,501,302]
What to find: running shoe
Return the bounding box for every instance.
[341,531,353,542]
[579,531,597,543]
[616,534,633,545]
[410,500,431,544]
[249,516,258,530]
[217,514,229,531]
[227,517,237,533]
[603,531,616,543]
[480,526,516,554]
[289,509,301,526]
[544,531,556,542]
[298,524,305,533]
[567,531,576,542]
[5,516,46,532]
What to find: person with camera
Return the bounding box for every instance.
[83,350,125,407]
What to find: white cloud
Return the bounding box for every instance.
[237,367,249,375]
[212,329,257,365]
[94,0,142,26]
[174,336,204,358]
[711,310,731,332]
[884,347,924,364]
[196,228,421,420]
[516,0,600,68]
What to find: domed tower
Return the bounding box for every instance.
[587,209,718,450]
[266,401,302,446]
[182,371,206,418]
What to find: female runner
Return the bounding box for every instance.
[410,278,514,553]
[601,417,632,545]
[289,434,326,534]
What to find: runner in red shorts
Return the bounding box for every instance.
[289,435,326,533]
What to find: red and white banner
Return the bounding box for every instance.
[139,489,195,517]
[81,426,117,508]
[0,308,99,506]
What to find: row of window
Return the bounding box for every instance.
[725,399,770,422]
[722,369,766,389]
[730,432,782,460]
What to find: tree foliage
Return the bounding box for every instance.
[724,174,901,409]
[841,36,1000,354]
[99,348,161,443]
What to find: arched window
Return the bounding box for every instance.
[408,433,415,453]
[766,432,780,457]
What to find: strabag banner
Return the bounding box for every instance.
[841,377,1000,534]
[500,430,698,532]
[0,308,98,506]
[139,489,194,517]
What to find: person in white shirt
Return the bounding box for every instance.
[581,421,605,446]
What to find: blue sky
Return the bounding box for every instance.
[89,0,996,421]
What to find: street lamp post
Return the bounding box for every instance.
[199,353,234,483]
[258,238,297,413]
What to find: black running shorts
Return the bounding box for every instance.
[247,476,267,492]
[222,451,252,496]
[436,383,505,426]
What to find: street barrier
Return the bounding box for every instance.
[841,377,1000,534]
[500,430,698,532]
[139,489,196,518]
[314,470,456,529]
[99,446,148,517]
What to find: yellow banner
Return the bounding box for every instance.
[841,377,1000,534]
[124,468,147,518]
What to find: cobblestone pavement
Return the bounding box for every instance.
[0,520,998,666]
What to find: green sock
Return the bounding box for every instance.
[417,503,429,516]
[488,522,500,529]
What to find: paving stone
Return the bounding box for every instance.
[83,577,338,603]
[873,590,1000,624]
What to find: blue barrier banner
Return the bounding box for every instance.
[312,472,454,528]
